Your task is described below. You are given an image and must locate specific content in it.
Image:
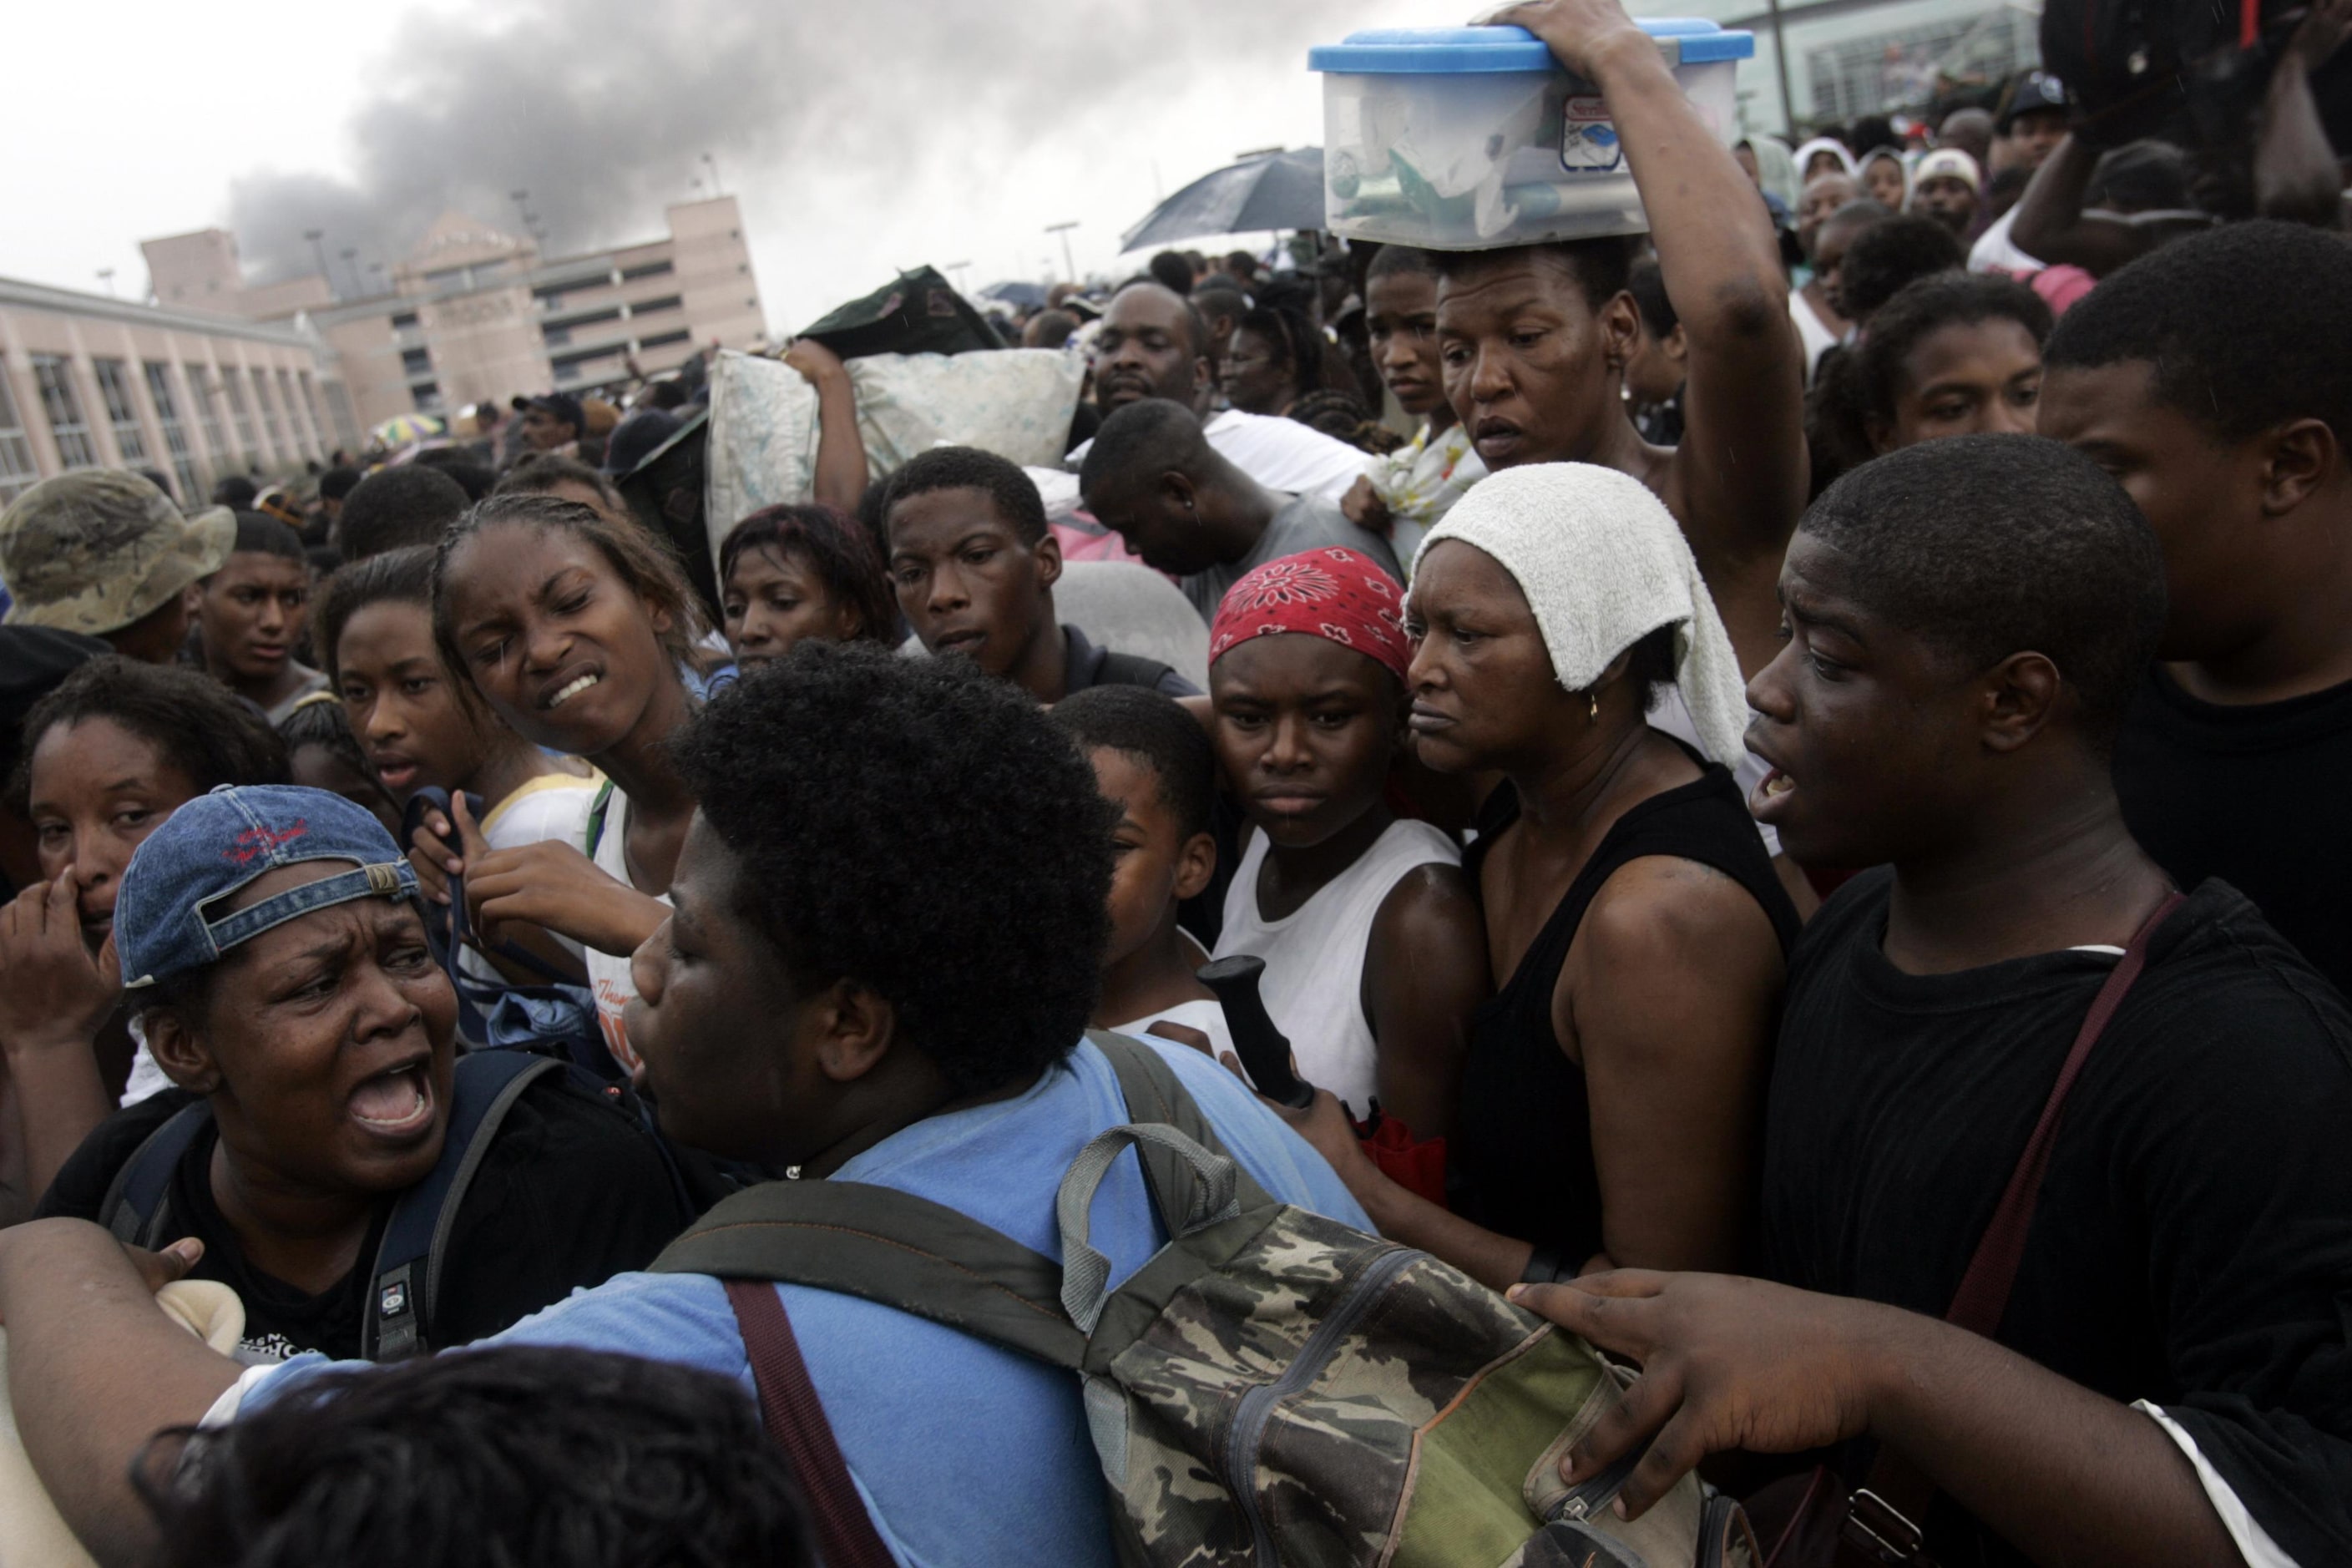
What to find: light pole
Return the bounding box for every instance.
[944,260,973,296]
[304,229,331,296]
[701,152,724,197]
[340,248,361,298]
[96,268,116,296]
[1045,221,1080,285]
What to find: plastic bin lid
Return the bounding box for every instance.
[1308,19,1753,73]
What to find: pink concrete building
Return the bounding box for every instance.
[143,196,767,432]
[0,275,355,508]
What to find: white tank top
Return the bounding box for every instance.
[584,784,665,1077]
[1211,817,1460,1110]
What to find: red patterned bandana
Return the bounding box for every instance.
[1208,548,1411,680]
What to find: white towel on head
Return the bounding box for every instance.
[1415,463,1751,766]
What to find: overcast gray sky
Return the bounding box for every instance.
[4,0,1458,334]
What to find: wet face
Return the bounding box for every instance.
[1403,542,1581,775]
[1437,251,1631,471]
[336,599,483,802]
[1914,175,1979,234]
[1221,326,1293,416]
[148,864,458,1199]
[200,553,310,681]
[724,544,862,666]
[624,813,835,1166]
[1798,174,1858,261]
[1743,532,1986,867]
[1365,269,1448,420]
[28,718,198,949]
[1862,156,1907,211]
[1090,747,1213,971]
[520,407,575,452]
[1094,286,1206,412]
[886,487,1059,679]
[1210,635,1399,851]
[2039,360,2268,663]
[442,522,676,756]
[1874,319,2042,452]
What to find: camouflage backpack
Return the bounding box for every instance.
[654,1032,1756,1567]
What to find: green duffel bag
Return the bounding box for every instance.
[655,1031,1754,1568]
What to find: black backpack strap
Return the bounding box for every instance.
[97,1103,213,1248]
[1093,650,1180,694]
[362,1050,561,1360]
[651,1179,1085,1370]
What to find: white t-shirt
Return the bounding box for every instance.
[1789,288,1844,385]
[1969,206,2045,276]
[1211,817,1460,1110]
[455,771,606,990]
[583,784,660,1078]
[120,1014,170,1107]
[1104,998,1234,1064]
[1200,409,1367,503]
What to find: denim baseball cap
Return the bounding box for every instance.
[117,784,421,991]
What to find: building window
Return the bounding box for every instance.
[629,294,684,317]
[30,356,98,470]
[219,369,257,463]
[390,311,420,331]
[544,306,622,336]
[636,329,691,351]
[620,260,674,282]
[143,362,200,501]
[412,381,443,413]
[0,369,38,504]
[92,359,149,464]
[401,346,433,377]
[548,346,622,382]
[298,372,337,456]
[324,381,361,451]
[531,285,567,310]
[187,367,229,462]
[278,369,319,458]
[250,368,286,459]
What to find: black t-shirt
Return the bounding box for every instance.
[38,1073,692,1363]
[2113,665,2352,996]
[1763,871,2352,1567]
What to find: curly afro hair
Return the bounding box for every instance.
[137,1346,815,1568]
[674,641,1115,1095]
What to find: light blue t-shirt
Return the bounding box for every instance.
[245,1036,1369,1567]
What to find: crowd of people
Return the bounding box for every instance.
[0,0,2348,1563]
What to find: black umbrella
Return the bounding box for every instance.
[1121,148,1328,251]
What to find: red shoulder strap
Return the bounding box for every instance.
[724,1278,899,1568]
[1854,891,2186,1556]
[1943,891,2186,1338]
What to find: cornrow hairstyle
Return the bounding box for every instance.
[432,492,707,676]
[11,656,289,813]
[719,504,898,645]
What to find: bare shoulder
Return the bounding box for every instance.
[1578,855,1782,974]
[1370,860,1484,955]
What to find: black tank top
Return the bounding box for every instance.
[1453,754,1801,1264]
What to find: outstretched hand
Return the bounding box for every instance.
[1508,1270,1891,1518]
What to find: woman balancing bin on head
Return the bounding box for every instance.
[1272,465,1801,1292]
[1202,548,1489,1142]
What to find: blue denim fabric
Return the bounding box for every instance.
[116,784,420,989]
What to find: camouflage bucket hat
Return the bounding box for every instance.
[0,471,235,637]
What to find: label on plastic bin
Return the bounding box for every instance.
[1560,96,1623,174]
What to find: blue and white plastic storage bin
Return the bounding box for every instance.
[1308,21,1754,249]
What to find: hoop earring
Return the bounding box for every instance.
[1588,692,1600,724]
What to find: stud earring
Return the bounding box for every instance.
[1589,692,1600,724]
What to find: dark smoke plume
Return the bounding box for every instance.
[226,0,1363,292]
